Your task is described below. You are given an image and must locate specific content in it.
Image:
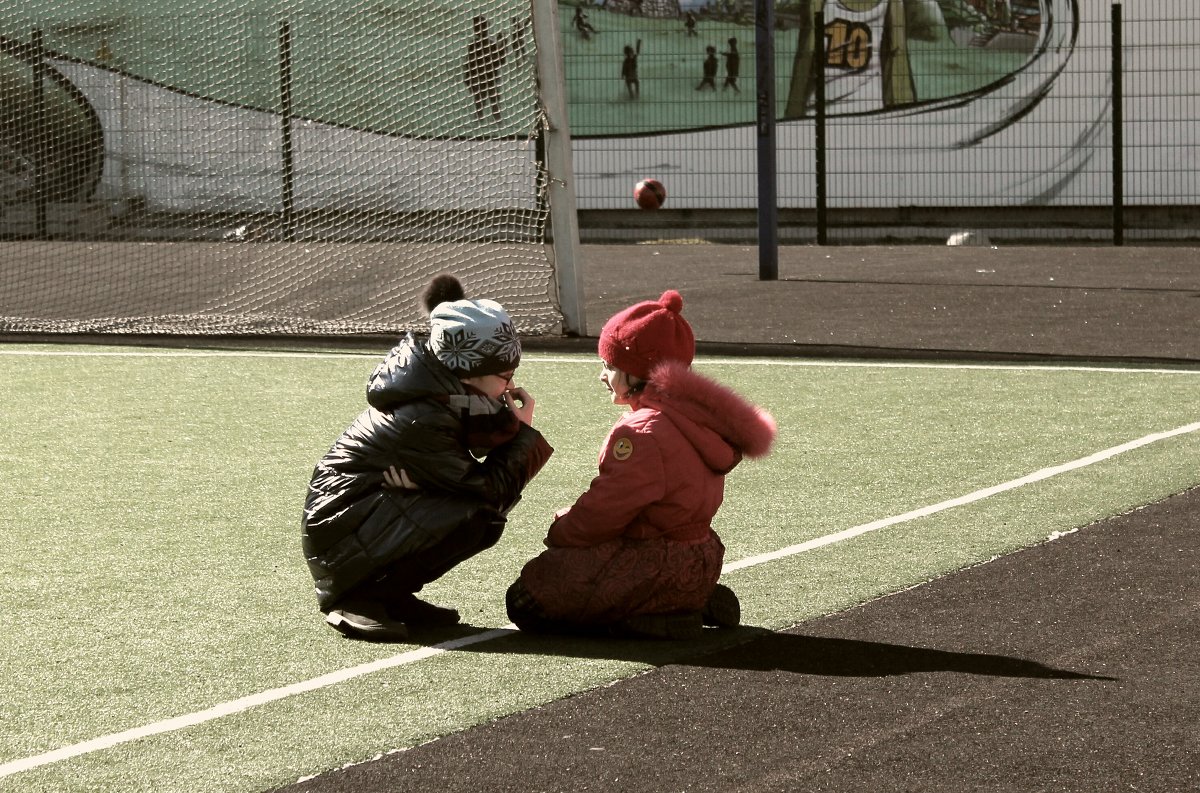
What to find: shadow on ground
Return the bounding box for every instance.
[405,623,1113,681]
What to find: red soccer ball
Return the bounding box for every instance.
[633,178,666,210]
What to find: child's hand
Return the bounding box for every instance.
[383,465,419,489]
[503,385,536,426]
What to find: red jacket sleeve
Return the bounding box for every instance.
[545,420,666,548]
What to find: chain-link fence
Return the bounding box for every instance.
[565,0,1198,244]
[1,1,1195,342]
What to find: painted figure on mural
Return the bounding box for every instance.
[622,39,642,99]
[695,45,718,92]
[573,5,597,40]
[464,14,526,123]
[721,37,740,93]
[984,0,1013,28]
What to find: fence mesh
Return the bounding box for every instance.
[3,0,1198,331]
[1,0,564,335]
[564,0,1198,244]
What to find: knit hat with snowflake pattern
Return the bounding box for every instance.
[424,274,521,377]
[598,289,695,380]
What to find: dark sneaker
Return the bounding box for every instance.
[389,592,461,626]
[325,599,409,641]
[615,611,704,641]
[702,583,741,628]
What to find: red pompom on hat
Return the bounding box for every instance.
[598,290,695,380]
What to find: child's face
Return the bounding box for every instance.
[599,361,634,406]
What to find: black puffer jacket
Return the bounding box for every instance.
[302,334,553,610]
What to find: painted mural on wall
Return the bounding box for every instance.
[0,0,544,216]
[561,0,1047,135]
[565,0,1141,209]
[0,0,1194,215]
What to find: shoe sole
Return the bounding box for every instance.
[398,609,461,627]
[325,610,409,641]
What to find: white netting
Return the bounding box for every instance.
[0,0,565,336]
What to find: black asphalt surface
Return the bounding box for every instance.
[557,244,1200,364]
[276,244,1200,793]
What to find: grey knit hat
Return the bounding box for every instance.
[429,298,521,377]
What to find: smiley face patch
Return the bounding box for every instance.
[612,436,634,461]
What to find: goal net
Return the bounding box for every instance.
[0,0,576,337]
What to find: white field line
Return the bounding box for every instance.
[0,347,1198,375]
[3,419,1198,779]
[0,628,518,779]
[725,420,1200,572]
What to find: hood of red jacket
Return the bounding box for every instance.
[636,360,777,473]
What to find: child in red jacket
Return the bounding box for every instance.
[507,290,776,639]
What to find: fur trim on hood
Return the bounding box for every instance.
[645,360,777,459]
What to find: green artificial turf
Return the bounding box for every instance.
[1,345,1197,791]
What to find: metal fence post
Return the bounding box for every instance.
[813,7,827,246]
[756,0,777,280]
[1112,0,1123,246]
[532,0,586,336]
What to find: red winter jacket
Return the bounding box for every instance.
[520,360,776,623]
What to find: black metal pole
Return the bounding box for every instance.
[32,29,48,238]
[279,20,296,241]
[1111,1,1123,246]
[755,0,777,280]
[813,9,827,246]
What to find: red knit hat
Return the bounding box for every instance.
[598,290,695,379]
